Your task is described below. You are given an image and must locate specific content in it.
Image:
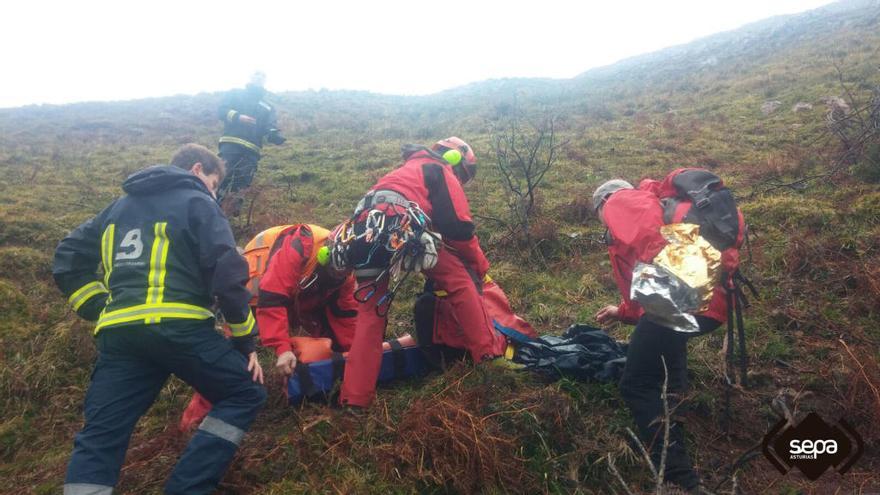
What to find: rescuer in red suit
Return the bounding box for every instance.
[339,137,498,408]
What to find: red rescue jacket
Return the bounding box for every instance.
[369,147,490,276]
[256,225,357,355]
[603,188,728,325]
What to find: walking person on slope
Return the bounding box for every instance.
[217,71,286,215]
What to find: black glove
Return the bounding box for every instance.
[267,129,286,145]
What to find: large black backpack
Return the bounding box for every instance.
[658,169,757,390]
[659,169,743,253]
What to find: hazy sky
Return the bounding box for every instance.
[2,0,834,108]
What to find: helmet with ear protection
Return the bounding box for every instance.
[432,137,477,184]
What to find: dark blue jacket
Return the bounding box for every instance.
[217,85,284,156]
[52,166,257,353]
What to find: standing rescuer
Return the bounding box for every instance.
[336,137,498,408]
[52,144,266,495]
[217,71,285,213]
[593,179,726,493]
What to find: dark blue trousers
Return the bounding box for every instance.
[217,143,260,200]
[64,320,266,495]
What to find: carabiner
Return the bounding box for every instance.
[354,283,377,303]
[375,292,395,317]
[299,272,319,291]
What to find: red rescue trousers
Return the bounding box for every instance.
[339,248,497,407]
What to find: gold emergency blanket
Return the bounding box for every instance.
[654,223,721,311]
[631,224,721,333]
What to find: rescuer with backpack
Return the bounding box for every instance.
[52,144,265,495]
[593,169,746,492]
[179,223,358,431]
[217,71,286,214]
[332,138,501,408]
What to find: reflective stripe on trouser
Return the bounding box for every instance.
[198,416,245,445]
[65,322,266,494]
[166,401,266,494]
[164,325,267,495]
[63,483,113,495]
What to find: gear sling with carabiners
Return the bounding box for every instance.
[330,189,441,317]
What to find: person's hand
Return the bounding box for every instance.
[239,114,257,125]
[275,351,297,377]
[247,352,264,384]
[596,305,621,326]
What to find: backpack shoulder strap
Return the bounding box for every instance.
[660,197,680,225]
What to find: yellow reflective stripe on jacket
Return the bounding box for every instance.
[95,302,214,333]
[226,110,238,122]
[68,281,109,311]
[101,224,116,288]
[218,136,261,155]
[146,223,170,323]
[228,310,255,337]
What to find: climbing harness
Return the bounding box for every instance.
[331,192,440,316]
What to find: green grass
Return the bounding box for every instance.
[1,2,880,493]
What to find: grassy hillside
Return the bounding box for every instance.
[1,1,879,493]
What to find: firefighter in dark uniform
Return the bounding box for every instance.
[53,144,266,495]
[217,71,286,214]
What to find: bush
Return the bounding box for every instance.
[852,141,880,183]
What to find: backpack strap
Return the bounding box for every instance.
[733,270,759,302]
[723,280,736,433]
[660,197,681,225]
[671,169,723,201]
[734,283,748,387]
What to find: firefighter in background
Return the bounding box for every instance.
[52,144,265,495]
[333,137,500,408]
[217,71,286,215]
[179,223,357,431]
